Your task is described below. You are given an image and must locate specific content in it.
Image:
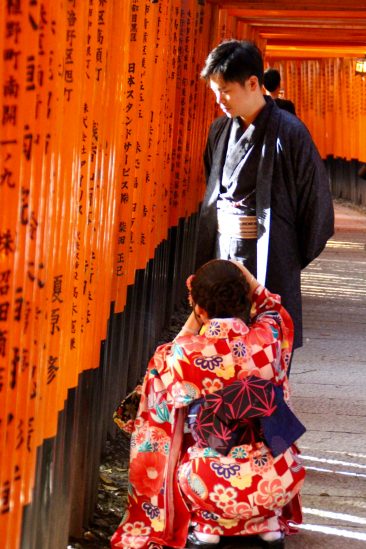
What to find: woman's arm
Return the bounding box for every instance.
[231,260,293,341]
[230,260,260,298]
[174,310,202,339]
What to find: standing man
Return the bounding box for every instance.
[196,39,334,356]
[263,67,296,115]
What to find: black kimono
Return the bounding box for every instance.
[196,98,334,349]
[275,97,296,115]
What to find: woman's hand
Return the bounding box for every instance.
[175,310,202,339]
[230,260,260,296]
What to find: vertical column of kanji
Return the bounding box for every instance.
[201,0,217,161]
[317,60,326,158]
[295,61,302,121]
[63,1,93,392]
[76,0,115,375]
[355,61,363,163]
[349,58,356,161]
[285,61,292,104]
[307,61,314,126]
[337,58,347,160]
[34,0,66,437]
[300,62,309,135]
[75,1,98,379]
[325,59,335,158]
[205,5,222,122]
[343,59,352,161]
[342,65,350,161]
[169,1,187,228]
[150,0,180,257]
[108,1,130,305]
[184,0,208,219]
[288,60,300,117]
[177,0,194,221]
[342,58,350,160]
[348,58,358,161]
[125,0,147,286]
[200,0,214,182]
[64,2,88,386]
[314,60,320,147]
[87,0,120,346]
[141,0,172,260]
[281,62,289,104]
[177,0,208,223]
[56,0,93,403]
[0,3,23,546]
[352,60,361,162]
[335,57,345,158]
[334,58,343,159]
[145,0,168,255]
[19,0,60,518]
[198,1,218,170]
[358,64,366,162]
[0,3,44,546]
[308,61,316,141]
[280,60,289,100]
[333,58,343,157]
[41,0,85,437]
[351,59,360,162]
[114,0,140,311]
[151,0,182,250]
[132,0,156,272]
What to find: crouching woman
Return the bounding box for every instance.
[111,259,305,549]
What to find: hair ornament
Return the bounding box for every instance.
[186,274,195,307]
[186,274,195,291]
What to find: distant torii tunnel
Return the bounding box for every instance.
[0,1,365,548]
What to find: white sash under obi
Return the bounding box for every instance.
[219,119,271,286]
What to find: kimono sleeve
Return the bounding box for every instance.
[158,339,203,408]
[250,284,294,369]
[291,122,334,268]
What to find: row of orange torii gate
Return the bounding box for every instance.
[0,1,365,548]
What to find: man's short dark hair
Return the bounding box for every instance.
[200,39,264,86]
[263,68,281,92]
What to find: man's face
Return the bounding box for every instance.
[209,74,256,119]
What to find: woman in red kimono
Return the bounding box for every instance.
[111,260,305,549]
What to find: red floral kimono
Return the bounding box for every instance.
[111,285,305,549]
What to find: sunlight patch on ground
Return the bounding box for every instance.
[297,523,366,541]
[303,507,366,525]
[300,448,366,459]
[301,455,366,469]
[327,240,365,251]
[301,258,366,300]
[304,465,366,478]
